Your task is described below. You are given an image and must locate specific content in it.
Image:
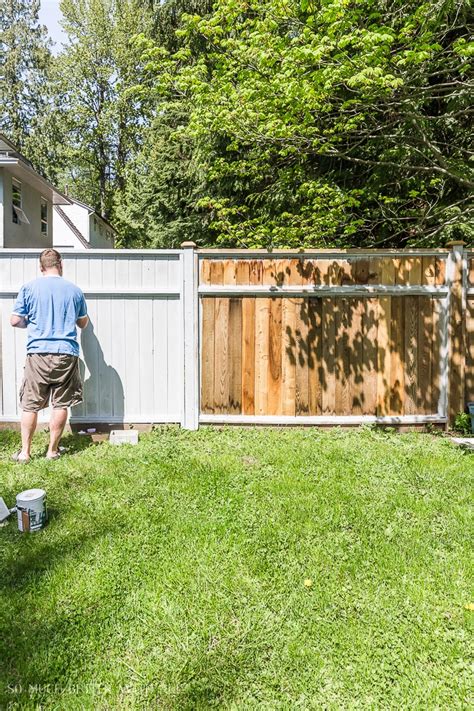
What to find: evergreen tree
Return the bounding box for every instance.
[0,0,51,146]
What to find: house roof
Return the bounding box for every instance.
[54,205,91,249]
[0,133,72,206]
[66,196,117,234]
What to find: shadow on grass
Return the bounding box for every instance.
[0,510,130,703]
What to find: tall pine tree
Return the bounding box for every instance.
[0,0,51,147]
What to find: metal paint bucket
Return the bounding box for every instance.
[16,489,47,532]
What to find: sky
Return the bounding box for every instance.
[38,0,67,54]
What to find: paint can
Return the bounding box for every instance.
[16,489,47,533]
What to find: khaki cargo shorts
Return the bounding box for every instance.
[20,354,83,412]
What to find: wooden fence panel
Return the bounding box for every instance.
[200,292,442,419]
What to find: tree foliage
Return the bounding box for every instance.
[142,0,473,247]
[0,0,51,146]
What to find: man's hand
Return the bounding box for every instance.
[10,314,27,329]
[76,315,89,329]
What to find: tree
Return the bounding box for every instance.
[147,0,474,248]
[0,0,51,146]
[27,0,153,220]
[114,0,214,246]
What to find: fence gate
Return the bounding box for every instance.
[0,249,185,426]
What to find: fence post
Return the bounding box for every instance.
[181,241,199,430]
[446,240,466,425]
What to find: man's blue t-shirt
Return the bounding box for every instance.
[13,276,87,356]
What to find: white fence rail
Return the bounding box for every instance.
[0,250,186,426]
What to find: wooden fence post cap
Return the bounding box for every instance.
[181,241,197,249]
[445,240,466,248]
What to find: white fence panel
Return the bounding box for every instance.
[0,250,184,425]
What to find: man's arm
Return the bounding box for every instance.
[10,314,28,329]
[76,315,89,329]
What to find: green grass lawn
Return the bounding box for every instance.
[0,426,472,709]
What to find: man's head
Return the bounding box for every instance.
[40,249,63,275]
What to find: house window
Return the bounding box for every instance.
[12,178,30,225]
[41,198,48,236]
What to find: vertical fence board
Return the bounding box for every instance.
[268,298,282,415]
[242,298,256,415]
[228,298,243,413]
[281,296,296,416]
[308,299,322,415]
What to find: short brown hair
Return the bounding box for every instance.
[40,249,62,270]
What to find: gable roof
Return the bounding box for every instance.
[54,205,91,248]
[0,133,72,206]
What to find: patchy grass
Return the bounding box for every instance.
[0,426,472,709]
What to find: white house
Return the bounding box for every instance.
[0,133,71,248]
[53,197,115,249]
[0,133,115,250]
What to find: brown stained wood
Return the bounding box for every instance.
[422,257,436,286]
[228,298,242,414]
[368,258,382,284]
[404,297,419,414]
[273,259,301,285]
[435,257,446,285]
[200,298,215,413]
[469,258,474,286]
[409,257,422,285]
[200,259,212,285]
[255,298,270,415]
[210,260,225,285]
[448,250,465,422]
[335,298,351,415]
[431,298,442,413]
[235,260,251,285]
[381,258,396,286]
[249,259,264,285]
[362,298,378,415]
[417,297,433,414]
[295,298,310,415]
[354,259,370,285]
[308,299,322,415]
[390,297,405,414]
[349,299,364,415]
[335,259,354,285]
[322,298,336,414]
[465,298,474,403]
[213,298,230,413]
[377,297,391,416]
[223,259,237,286]
[263,259,278,285]
[242,298,256,414]
[281,296,297,416]
[267,298,282,415]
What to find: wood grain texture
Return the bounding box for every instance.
[335,298,351,416]
[268,298,282,415]
[377,296,391,416]
[418,297,433,414]
[242,298,256,414]
[308,299,322,415]
[432,297,442,413]
[213,298,229,413]
[322,298,336,415]
[404,296,419,414]
[255,298,270,415]
[390,297,405,414]
[363,298,378,414]
[228,298,242,413]
[295,298,310,415]
[281,296,297,416]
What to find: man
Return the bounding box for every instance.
[10,249,89,462]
